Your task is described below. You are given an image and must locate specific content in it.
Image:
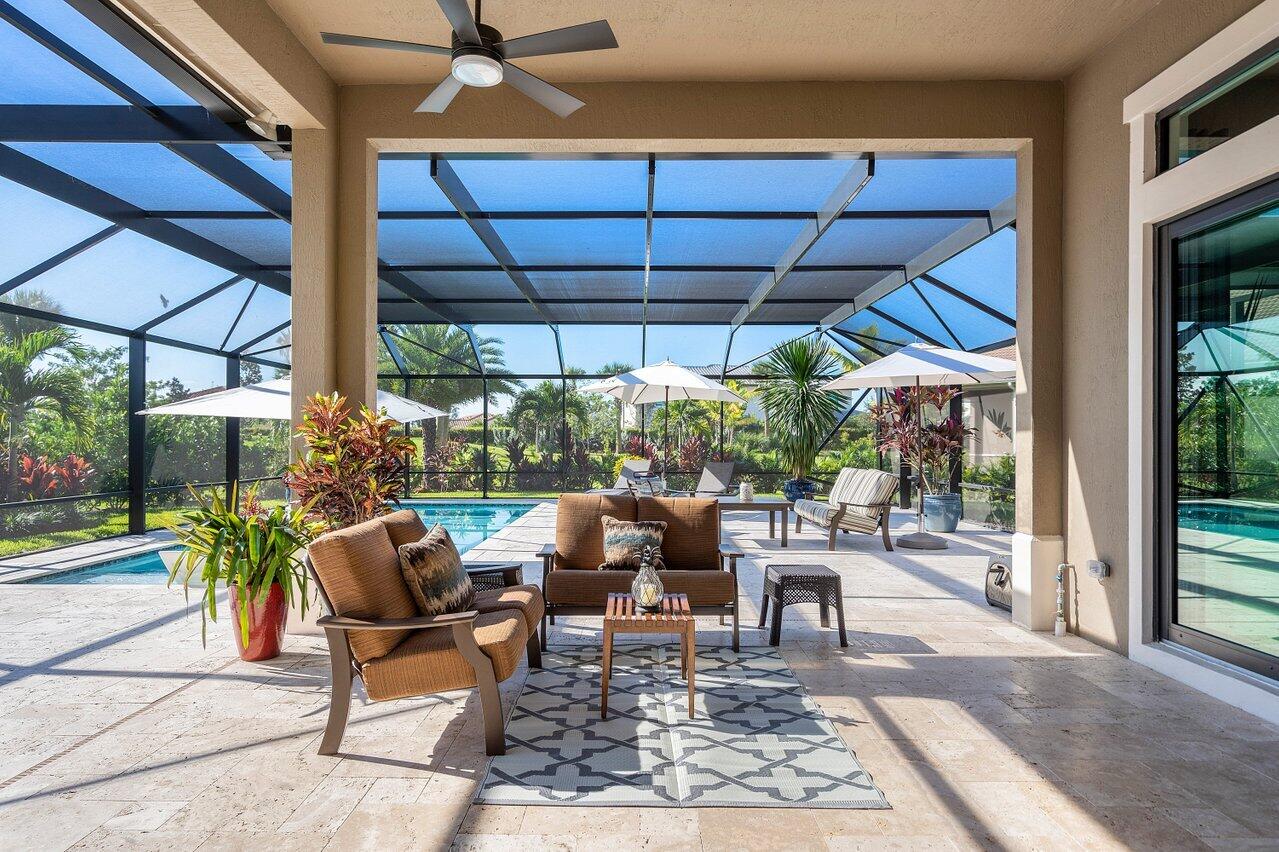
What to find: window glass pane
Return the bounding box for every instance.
[868,285,961,348]
[849,157,1015,211]
[10,143,266,212]
[1169,193,1279,664]
[0,19,125,105]
[149,277,255,347]
[225,284,290,351]
[6,0,196,105]
[914,278,1014,350]
[473,324,560,374]
[654,158,854,211]
[6,230,236,329]
[560,325,642,374]
[377,158,455,211]
[727,325,818,369]
[0,176,111,282]
[451,158,648,211]
[1163,44,1279,169]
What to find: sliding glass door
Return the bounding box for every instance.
[1158,179,1279,679]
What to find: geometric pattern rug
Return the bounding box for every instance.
[476,644,889,808]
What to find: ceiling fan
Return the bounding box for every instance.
[320,0,618,117]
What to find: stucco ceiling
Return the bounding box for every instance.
[266,0,1163,85]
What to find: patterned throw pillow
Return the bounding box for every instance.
[598,515,667,571]
[397,524,475,616]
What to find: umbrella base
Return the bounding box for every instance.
[897,531,949,550]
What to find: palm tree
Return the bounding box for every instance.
[378,325,520,411]
[758,337,844,494]
[597,361,634,451]
[0,312,90,491]
[508,381,587,454]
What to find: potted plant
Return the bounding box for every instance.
[758,338,844,502]
[166,482,321,661]
[283,392,416,530]
[870,387,973,532]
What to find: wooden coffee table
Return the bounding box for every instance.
[601,593,696,719]
[716,496,791,546]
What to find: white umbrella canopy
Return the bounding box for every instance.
[580,360,746,405]
[138,378,446,424]
[821,343,1016,551]
[822,343,1016,390]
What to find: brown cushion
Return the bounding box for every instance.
[307,518,418,663]
[599,515,666,571]
[637,496,719,570]
[545,569,735,607]
[473,584,544,636]
[361,610,527,701]
[398,525,475,616]
[381,508,428,548]
[554,493,637,570]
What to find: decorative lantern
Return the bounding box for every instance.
[738,478,755,502]
[631,545,664,613]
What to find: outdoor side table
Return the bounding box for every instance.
[464,562,524,592]
[758,564,847,647]
[602,593,696,719]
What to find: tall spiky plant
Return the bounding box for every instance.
[758,337,844,483]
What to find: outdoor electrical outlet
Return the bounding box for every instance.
[1087,560,1110,579]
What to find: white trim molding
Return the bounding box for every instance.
[1126,0,1279,724]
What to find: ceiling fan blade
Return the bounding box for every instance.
[502,62,584,118]
[496,20,618,60]
[435,0,482,44]
[320,32,451,55]
[415,74,465,113]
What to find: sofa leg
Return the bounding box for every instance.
[454,624,506,756]
[881,508,894,551]
[827,526,838,551]
[732,606,740,652]
[795,516,803,533]
[319,628,352,756]
[527,624,543,669]
[540,611,549,650]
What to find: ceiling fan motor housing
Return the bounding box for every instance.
[450,23,504,86]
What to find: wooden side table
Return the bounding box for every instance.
[602,593,696,719]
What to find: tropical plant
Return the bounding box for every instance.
[508,381,587,452]
[623,433,656,460]
[0,313,90,493]
[870,386,974,494]
[12,453,95,500]
[283,393,416,530]
[679,434,709,471]
[757,338,844,482]
[166,482,322,646]
[377,324,519,410]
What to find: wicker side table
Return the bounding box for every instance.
[465,562,524,593]
[758,564,847,647]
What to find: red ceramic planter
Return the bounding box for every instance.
[228,582,288,661]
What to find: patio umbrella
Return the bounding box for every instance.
[581,361,745,477]
[138,378,445,423]
[822,343,1016,550]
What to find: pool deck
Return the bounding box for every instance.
[0,501,1276,849]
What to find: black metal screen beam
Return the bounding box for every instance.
[233,320,290,355]
[378,263,904,274]
[378,296,850,306]
[0,145,290,293]
[864,306,945,347]
[0,224,123,297]
[135,275,243,332]
[383,327,478,374]
[0,105,267,144]
[831,327,891,358]
[735,156,873,326]
[465,326,487,376]
[378,269,470,326]
[219,282,258,351]
[431,157,556,329]
[642,154,655,365]
[167,143,291,220]
[379,327,409,377]
[920,273,1016,328]
[823,329,867,366]
[376,208,990,221]
[815,389,871,455]
[225,356,240,489]
[911,281,964,349]
[127,336,145,534]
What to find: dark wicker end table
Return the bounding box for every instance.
[759,564,847,647]
[465,562,523,593]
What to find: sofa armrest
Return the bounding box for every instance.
[718,544,743,575]
[317,611,479,632]
[537,542,557,570]
[465,562,523,586]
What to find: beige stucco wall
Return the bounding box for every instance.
[1060,0,1265,652]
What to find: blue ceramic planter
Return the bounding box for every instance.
[923,493,962,532]
[782,478,816,502]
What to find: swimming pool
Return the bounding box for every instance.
[23,501,536,585]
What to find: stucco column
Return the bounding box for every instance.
[1011,138,1065,630]
[334,112,379,410]
[290,128,338,432]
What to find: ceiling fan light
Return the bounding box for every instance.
[451,54,503,87]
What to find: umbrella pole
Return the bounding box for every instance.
[663,386,670,481]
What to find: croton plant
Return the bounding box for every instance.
[283,392,415,530]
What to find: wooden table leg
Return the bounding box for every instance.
[781,507,788,547]
[601,623,612,719]
[686,623,696,719]
[757,593,770,629]
[769,510,776,539]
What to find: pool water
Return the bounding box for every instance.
[23,501,535,585]
[1178,502,1279,542]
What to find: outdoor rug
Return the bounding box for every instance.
[475,644,889,808]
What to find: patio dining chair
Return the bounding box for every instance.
[589,458,654,495]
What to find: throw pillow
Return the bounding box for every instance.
[598,515,667,571]
[398,524,474,616]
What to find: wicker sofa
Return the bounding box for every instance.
[793,467,900,551]
[305,509,544,757]
[538,493,743,649]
